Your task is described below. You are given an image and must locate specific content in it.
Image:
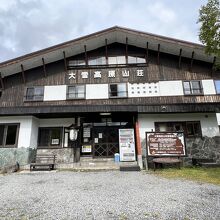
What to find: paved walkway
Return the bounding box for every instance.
[0,171,220,219]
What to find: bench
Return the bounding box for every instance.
[30,154,56,171]
[152,157,181,171]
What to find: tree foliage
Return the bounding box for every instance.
[198,0,220,68]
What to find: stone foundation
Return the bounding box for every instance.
[0,147,36,169]
[141,136,220,168]
[37,148,74,163]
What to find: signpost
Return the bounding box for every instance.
[146,132,186,156]
[119,129,136,161]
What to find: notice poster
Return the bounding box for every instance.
[119,129,136,161]
[146,132,186,156]
[82,145,92,153]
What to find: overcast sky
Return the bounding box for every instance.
[0,0,208,62]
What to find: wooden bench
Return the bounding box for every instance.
[152,157,181,171]
[30,154,56,171]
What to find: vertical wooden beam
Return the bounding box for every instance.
[157,44,160,65]
[125,37,128,64]
[211,56,216,75]
[105,39,108,65]
[20,64,25,84]
[190,51,194,72]
[145,42,149,64]
[0,73,4,90]
[42,58,47,77]
[63,51,67,72]
[178,48,182,69]
[84,45,88,66]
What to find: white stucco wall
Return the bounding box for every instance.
[158,81,184,96]
[202,80,216,95]
[39,118,75,127]
[0,116,36,148]
[86,84,109,99]
[44,85,67,101]
[30,117,39,148]
[138,113,219,141]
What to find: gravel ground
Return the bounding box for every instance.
[0,171,220,220]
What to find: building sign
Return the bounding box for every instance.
[119,129,136,161]
[146,132,186,156]
[68,68,145,81]
[82,145,92,153]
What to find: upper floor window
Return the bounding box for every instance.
[68,60,86,67]
[128,56,145,64]
[108,56,126,65]
[67,85,85,99]
[214,80,220,94]
[183,81,203,95]
[109,83,127,98]
[25,87,44,101]
[88,57,106,65]
[0,124,19,148]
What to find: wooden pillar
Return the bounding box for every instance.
[63,51,67,72]
[211,56,216,75]
[145,42,149,64]
[42,58,47,77]
[84,45,88,66]
[157,44,160,65]
[178,48,182,69]
[0,73,4,90]
[21,64,26,84]
[135,121,143,169]
[125,37,128,64]
[190,51,194,72]
[105,39,108,65]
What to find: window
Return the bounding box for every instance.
[68,60,86,66]
[0,124,19,148]
[67,85,85,99]
[109,83,127,98]
[25,87,44,101]
[38,127,63,148]
[108,56,126,65]
[214,80,220,94]
[128,56,145,64]
[155,121,202,137]
[183,81,203,95]
[88,57,106,65]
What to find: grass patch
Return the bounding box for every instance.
[151,167,220,186]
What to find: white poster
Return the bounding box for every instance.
[119,129,136,161]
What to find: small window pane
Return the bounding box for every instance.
[108,57,117,65]
[110,84,118,97]
[26,88,34,100]
[5,125,17,146]
[77,85,85,98]
[215,80,220,94]
[50,128,61,146]
[137,57,145,63]
[0,125,4,146]
[117,56,126,64]
[128,56,136,64]
[38,128,50,147]
[117,84,127,97]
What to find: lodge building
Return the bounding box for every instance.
[0,26,220,169]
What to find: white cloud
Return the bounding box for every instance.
[0,0,205,62]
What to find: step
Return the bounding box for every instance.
[120,165,140,172]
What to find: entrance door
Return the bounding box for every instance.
[93,126,119,157]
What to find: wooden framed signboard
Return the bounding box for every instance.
[146,132,186,156]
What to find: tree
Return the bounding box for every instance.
[198,0,220,69]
